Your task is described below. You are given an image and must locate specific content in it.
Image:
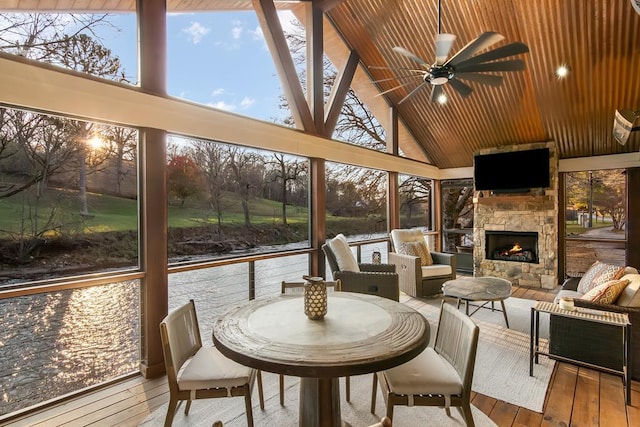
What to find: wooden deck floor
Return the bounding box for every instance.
[2,286,639,427]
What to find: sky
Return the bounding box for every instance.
[92,11,300,123]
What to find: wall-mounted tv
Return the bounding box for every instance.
[474,148,550,192]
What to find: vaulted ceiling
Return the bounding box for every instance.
[2,0,640,169]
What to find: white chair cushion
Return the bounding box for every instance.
[390,228,426,250]
[382,347,462,396]
[616,273,640,307]
[421,264,452,278]
[328,234,360,272]
[177,346,252,391]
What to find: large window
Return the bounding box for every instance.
[399,174,434,230]
[441,179,474,272]
[166,136,309,264]
[564,169,627,276]
[0,107,139,287]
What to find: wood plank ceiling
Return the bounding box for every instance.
[2,0,639,168]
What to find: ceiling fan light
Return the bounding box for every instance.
[431,76,449,85]
[555,65,570,79]
[437,93,448,104]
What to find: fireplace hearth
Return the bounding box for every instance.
[485,231,539,264]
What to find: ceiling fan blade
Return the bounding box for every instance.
[392,46,430,67]
[368,65,426,73]
[430,85,445,103]
[398,82,428,104]
[453,42,529,69]
[446,32,505,66]
[455,72,504,86]
[375,81,417,97]
[372,75,424,84]
[455,59,526,73]
[435,33,456,65]
[449,78,473,98]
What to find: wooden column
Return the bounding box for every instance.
[627,168,640,268]
[310,158,327,277]
[558,173,566,280]
[137,0,168,378]
[387,107,400,243]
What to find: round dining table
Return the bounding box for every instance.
[212,292,430,427]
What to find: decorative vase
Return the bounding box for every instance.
[559,297,575,311]
[302,275,327,320]
[372,248,382,265]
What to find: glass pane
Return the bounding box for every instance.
[0,106,139,287]
[564,169,627,276]
[399,174,433,230]
[0,13,138,85]
[166,136,309,264]
[0,280,140,415]
[441,179,474,272]
[326,162,387,240]
[166,11,286,124]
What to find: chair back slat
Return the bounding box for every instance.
[322,243,341,274]
[160,300,202,382]
[434,302,480,392]
[281,279,341,295]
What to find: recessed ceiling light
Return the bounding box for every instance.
[437,93,448,104]
[555,65,570,79]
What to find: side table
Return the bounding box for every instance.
[530,300,631,404]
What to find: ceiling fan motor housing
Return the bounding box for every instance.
[427,65,454,85]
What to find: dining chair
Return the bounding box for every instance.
[371,301,479,426]
[279,279,344,404]
[159,300,264,427]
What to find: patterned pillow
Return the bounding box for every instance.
[577,261,625,294]
[397,241,433,266]
[581,279,630,304]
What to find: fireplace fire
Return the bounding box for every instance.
[485,231,539,264]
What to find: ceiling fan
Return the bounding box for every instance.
[372,0,530,104]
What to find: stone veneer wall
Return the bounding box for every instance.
[473,142,559,289]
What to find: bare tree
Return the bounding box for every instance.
[264,153,307,224]
[189,139,229,228]
[227,147,263,227]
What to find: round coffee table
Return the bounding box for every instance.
[442,276,512,328]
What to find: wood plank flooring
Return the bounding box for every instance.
[2,285,638,427]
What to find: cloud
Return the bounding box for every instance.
[183,21,211,44]
[231,19,243,39]
[249,26,264,41]
[209,101,236,111]
[240,97,256,109]
[211,88,225,96]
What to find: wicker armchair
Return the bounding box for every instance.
[552,277,640,380]
[322,242,399,301]
[389,229,456,297]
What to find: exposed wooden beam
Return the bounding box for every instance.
[306,1,325,135]
[253,0,316,133]
[324,50,359,137]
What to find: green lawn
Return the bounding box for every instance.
[0,187,309,237]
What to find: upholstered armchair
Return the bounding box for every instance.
[389,228,456,297]
[322,234,399,301]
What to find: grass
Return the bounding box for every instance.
[0,187,311,237]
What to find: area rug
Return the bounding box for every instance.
[404,296,554,413]
[140,371,496,427]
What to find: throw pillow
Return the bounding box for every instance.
[580,279,630,304]
[328,234,360,272]
[397,241,433,266]
[577,261,625,294]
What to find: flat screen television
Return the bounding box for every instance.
[474,148,550,193]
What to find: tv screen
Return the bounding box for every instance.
[474,148,550,192]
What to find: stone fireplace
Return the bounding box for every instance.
[473,142,559,289]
